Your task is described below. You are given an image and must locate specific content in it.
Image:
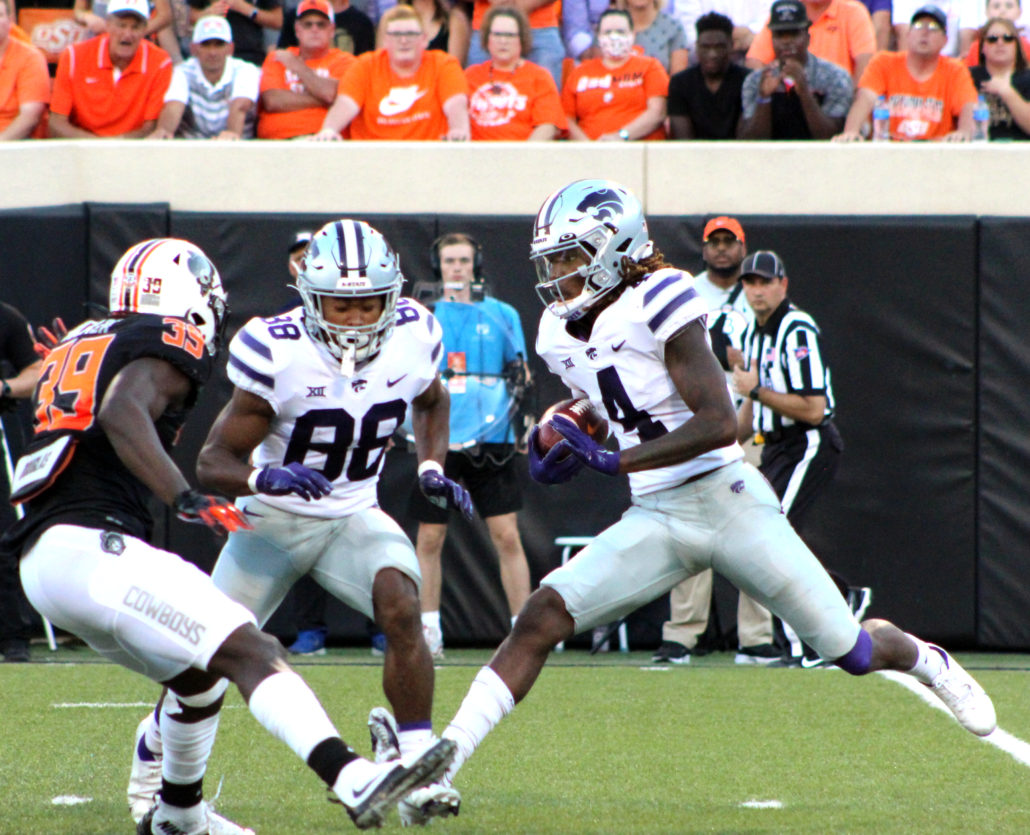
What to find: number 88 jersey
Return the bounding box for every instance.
[227,301,442,517]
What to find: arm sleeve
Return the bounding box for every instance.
[781,323,827,395]
[643,57,670,97]
[230,60,262,101]
[437,53,470,100]
[20,47,51,104]
[145,56,174,119]
[857,51,887,94]
[337,54,370,106]
[949,59,979,115]
[848,4,877,59]
[741,69,760,118]
[50,49,74,117]
[165,65,190,104]
[259,52,286,94]
[530,69,568,129]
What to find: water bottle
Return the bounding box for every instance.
[872,96,890,142]
[972,96,990,143]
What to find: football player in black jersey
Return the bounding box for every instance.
[1,238,454,834]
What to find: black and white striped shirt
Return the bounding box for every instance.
[743,297,835,437]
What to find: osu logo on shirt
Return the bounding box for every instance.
[470,81,528,127]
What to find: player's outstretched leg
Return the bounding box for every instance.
[368,707,462,827]
[128,706,163,822]
[834,619,996,737]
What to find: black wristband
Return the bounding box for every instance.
[749,385,762,401]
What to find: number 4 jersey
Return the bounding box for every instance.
[536,268,742,496]
[3,314,213,554]
[227,300,442,517]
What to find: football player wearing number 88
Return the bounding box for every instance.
[125,220,469,827]
[437,179,996,799]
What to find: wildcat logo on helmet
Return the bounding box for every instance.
[575,189,625,223]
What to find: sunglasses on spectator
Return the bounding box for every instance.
[911,20,943,30]
[985,33,1017,42]
[489,31,520,38]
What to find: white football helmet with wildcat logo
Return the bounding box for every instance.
[295,219,404,375]
[109,238,227,356]
[531,179,652,320]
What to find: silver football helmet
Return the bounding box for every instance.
[109,238,227,355]
[530,179,652,320]
[295,219,403,373]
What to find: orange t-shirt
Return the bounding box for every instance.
[470,0,558,32]
[466,59,567,140]
[747,0,875,75]
[562,54,668,140]
[338,48,468,140]
[0,37,51,134]
[50,35,171,136]
[257,48,354,139]
[859,51,978,140]
[965,35,1030,66]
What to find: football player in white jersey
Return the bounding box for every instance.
[433,179,996,800]
[127,220,471,828]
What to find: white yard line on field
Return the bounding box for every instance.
[879,670,1030,767]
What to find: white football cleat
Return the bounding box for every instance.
[336,739,456,830]
[422,624,444,659]
[136,801,255,835]
[925,645,997,737]
[399,783,462,827]
[128,713,162,823]
[368,706,401,763]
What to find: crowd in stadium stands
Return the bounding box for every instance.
[1,0,1029,139]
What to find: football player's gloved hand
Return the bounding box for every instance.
[173,489,251,536]
[253,462,333,501]
[527,426,583,485]
[417,463,474,520]
[550,415,621,477]
[0,381,16,414]
[33,317,68,360]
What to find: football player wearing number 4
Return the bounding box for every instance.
[1,238,454,835]
[126,220,471,828]
[430,180,996,799]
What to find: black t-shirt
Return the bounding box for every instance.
[971,66,1030,140]
[2,315,212,555]
[0,303,38,380]
[190,0,283,66]
[277,5,375,54]
[667,63,747,139]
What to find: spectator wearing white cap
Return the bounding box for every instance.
[188,0,284,67]
[50,0,174,137]
[150,14,261,137]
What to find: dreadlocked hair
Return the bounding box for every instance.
[621,245,672,286]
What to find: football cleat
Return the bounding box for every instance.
[925,645,997,737]
[651,641,691,664]
[734,644,783,665]
[368,706,401,763]
[337,739,456,830]
[847,586,873,621]
[136,801,255,835]
[128,714,162,823]
[399,783,462,828]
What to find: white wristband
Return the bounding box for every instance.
[246,468,262,493]
[417,460,444,477]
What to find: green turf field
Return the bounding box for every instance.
[2,644,1029,834]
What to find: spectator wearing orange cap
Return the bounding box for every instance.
[257,0,355,138]
[314,4,469,140]
[0,0,50,139]
[465,7,566,140]
[49,0,173,138]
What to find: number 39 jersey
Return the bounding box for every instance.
[227,300,442,517]
[536,268,743,496]
[3,315,213,552]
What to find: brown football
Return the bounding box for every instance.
[535,398,610,458]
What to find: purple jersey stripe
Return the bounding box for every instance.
[647,288,699,333]
[240,330,272,360]
[643,274,681,305]
[229,353,275,389]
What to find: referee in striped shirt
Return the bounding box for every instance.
[731,250,870,665]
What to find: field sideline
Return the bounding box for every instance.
[3,645,1030,834]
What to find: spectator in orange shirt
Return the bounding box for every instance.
[50,0,173,138]
[0,0,50,139]
[314,4,469,140]
[746,0,876,81]
[562,8,669,140]
[465,7,566,140]
[834,3,978,140]
[466,0,564,86]
[257,0,355,138]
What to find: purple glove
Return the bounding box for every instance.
[418,466,474,519]
[254,462,333,501]
[550,415,621,477]
[527,426,583,485]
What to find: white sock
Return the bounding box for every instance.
[441,666,514,782]
[422,611,441,631]
[247,671,341,762]
[160,679,228,787]
[905,633,947,684]
[398,728,434,759]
